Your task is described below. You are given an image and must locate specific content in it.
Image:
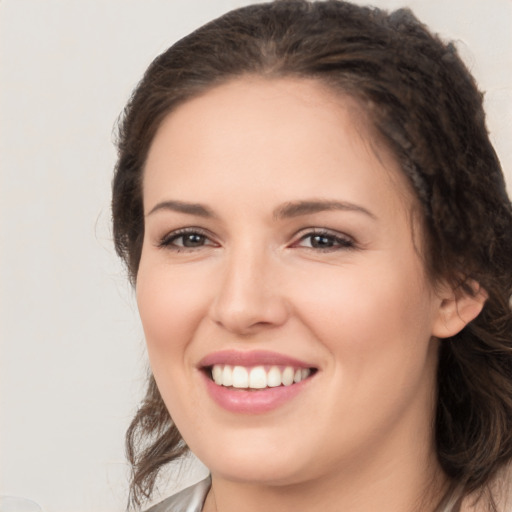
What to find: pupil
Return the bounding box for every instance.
[312,235,333,248]
[184,234,204,247]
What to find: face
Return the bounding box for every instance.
[137,77,446,486]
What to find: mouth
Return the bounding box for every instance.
[198,350,318,412]
[204,364,317,390]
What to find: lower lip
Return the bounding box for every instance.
[202,371,313,414]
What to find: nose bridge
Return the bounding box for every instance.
[210,237,288,333]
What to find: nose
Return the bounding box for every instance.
[209,244,290,335]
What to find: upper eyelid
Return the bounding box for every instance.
[290,228,357,251]
[155,226,355,247]
[157,227,217,247]
[292,227,354,241]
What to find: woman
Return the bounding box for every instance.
[112,1,512,511]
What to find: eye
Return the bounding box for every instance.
[158,228,217,251]
[294,230,355,251]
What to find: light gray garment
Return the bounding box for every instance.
[145,476,458,512]
[143,474,512,511]
[146,477,211,512]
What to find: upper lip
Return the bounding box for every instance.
[199,349,316,369]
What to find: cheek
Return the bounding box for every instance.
[294,262,438,435]
[135,260,219,438]
[135,261,212,428]
[291,256,436,369]
[136,260,210,360]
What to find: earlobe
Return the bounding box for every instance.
[432,280,488,339]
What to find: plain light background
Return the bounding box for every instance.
[1,1,511,511]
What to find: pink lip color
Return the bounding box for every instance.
[199,349,312,369]
[202,373,312,414]
[199,350,315,414]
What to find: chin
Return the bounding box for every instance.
[209,460,308,487]
[189,429,317,486]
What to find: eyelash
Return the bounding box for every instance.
[158,228,216,251]
[157,228,355,252]
[294,229,355,251]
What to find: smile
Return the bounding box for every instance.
[210,364,312,389]
[199,350,318,413]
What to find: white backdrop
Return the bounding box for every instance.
[1,1,511,511]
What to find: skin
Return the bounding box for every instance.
[137,77,485,512]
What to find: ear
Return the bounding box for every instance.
[431,279,488,339]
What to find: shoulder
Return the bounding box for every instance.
[145,477,211,512]
[492,464,512,512]
[459,464,512,512]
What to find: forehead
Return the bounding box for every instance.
[143,76,416,215]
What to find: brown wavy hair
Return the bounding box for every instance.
[112,1,512,509]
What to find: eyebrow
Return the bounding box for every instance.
[147,198,376,221]
[273,200,377,220]
[147,200,215,218]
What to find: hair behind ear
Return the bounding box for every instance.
[435,275,512,500]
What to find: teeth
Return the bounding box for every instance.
[267,366,282,387]
[222,365,233,387]
[212,365,223,385]
[232,366,249,388]
[210,364,313,389]
[249,366,267,389]
[281,366,294,386]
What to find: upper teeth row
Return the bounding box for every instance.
[211,365,311,389]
